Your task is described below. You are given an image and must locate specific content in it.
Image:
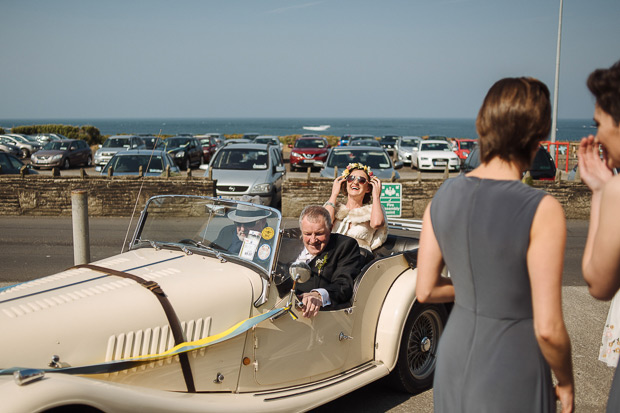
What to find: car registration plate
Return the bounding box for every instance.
[435,161,447,166]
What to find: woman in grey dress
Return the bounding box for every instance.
[578,59,620,412]
[416,77,574,412]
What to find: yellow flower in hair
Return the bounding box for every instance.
[341,162,373,178]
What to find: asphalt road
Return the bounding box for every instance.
[0,217,615,411]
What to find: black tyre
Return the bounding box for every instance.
[63,158,71,170]
[390,302,448,393]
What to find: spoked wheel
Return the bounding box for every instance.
[390,303,448,393]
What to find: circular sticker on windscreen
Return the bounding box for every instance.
[257,244,271,261]
[261,227,275,240]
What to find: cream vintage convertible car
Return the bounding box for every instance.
[0,195,450,412]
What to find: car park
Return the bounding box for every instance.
[461,146,557,180]
[30,139,92,169]
[0,194,449,412]
[97,150,180,176]
[288,136,330,171]
[0,134,42,158]
[0,140,21,157]
[94,135,146,167]
[202,143,286,207]
[156,136,204,171]
[317,146,403,180]
[0,151,37,174]
[380,135,401,155]
[412,140,460,171]
[395,136,421,166]
[451,138,477,163]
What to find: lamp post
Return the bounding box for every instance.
[550,0,563,153]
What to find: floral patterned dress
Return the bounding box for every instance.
[600,292,620,367]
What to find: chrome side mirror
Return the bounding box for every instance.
[289,261,311,284]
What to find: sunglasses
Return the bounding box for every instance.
[346,175,368,184]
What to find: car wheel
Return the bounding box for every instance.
[63,158,71,170]
[389,302,448,393]
[21,148,30,159]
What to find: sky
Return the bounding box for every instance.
[0,0,618,120]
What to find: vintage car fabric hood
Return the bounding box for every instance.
[0,248,264,371]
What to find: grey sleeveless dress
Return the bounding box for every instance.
[430,175,554,412]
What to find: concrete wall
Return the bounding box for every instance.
[0,175,590,219]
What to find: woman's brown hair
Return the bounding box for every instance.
[587,60,620,125]
[476,77,551,169]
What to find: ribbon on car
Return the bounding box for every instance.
[0,306,286,376]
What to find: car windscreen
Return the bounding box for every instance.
[400,138,419,147]
[420,142,451,151]
[327,150,391,169]
[43,141,71,151]
[105,155,165,173]
[211,149,269,170]
[135,196,281,274]
[254,138,277,145]
[350,140,380,146]
[161,138,190,149]
[459,141,476,150]
[102,138,131,148]
[295,139,326,148]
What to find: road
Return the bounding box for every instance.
[0,216,615,411]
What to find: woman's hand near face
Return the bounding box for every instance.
[331,176,345,198]
[369,176,382,200]
[578,135,614,193]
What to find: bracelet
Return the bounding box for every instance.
[323,201,336,209]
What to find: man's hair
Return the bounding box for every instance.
[476,77,551,169]
[587,60,620,125]
[299,205,332,229]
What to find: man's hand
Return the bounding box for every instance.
[300,291,323,318]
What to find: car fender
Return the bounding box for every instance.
[374,268,418,371]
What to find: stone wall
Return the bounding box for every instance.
[0,175,216,216]
[0,175,591,219]
[282,177,592,220]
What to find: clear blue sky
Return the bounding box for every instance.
[1,0,618,120]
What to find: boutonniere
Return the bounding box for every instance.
[315,253,329,273]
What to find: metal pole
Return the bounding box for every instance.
[550,0,563,150]
[71,190,90,265]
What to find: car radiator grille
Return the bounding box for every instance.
[432,158,449,165]
[105,316,213,362]
[217,185,249,193]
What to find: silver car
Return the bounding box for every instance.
[395,136,421,166]
[94,135,145,166]
[317,146,403,180]
[202,143,286,207]
[0,134,42,158]
[0,140,21,157]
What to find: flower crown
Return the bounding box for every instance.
[341,163,373,178]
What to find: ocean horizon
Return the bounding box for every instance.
[0,117,595,142]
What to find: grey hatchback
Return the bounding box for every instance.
[30,139,92,169]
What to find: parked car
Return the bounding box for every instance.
[395,136,421,166]
[252,135,283,155]
[94,135,146,167]
[451,138,477,163]
[289,136,330,171]
[349,139,382,147]
[30,139,92,169]
[202,143,286,207]
[347,135,377,146]
[0,194,450,412]
[0,151,38,174]
[380,135,401,155]
[317,146,403,180]
[339,134,352,146]
[156,136,204,171]
[0,134,42,158]
[412,140,460,171]
[242,133,260,140]
[461,146,557,180]
[0,140,21,157]
[98,150,180,176]
[31,133,66,145]
[196,135,218,163]
[139,135,164,150]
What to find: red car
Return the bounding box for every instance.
[289,137,330,171]
[197,135,218,163]
[452,138,477,161]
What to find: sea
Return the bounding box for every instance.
[0,117,596,142]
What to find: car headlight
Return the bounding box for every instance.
[51,154,63,161]
[175,151,185,158]
[290,152,302,159]
[252,183,272,193]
